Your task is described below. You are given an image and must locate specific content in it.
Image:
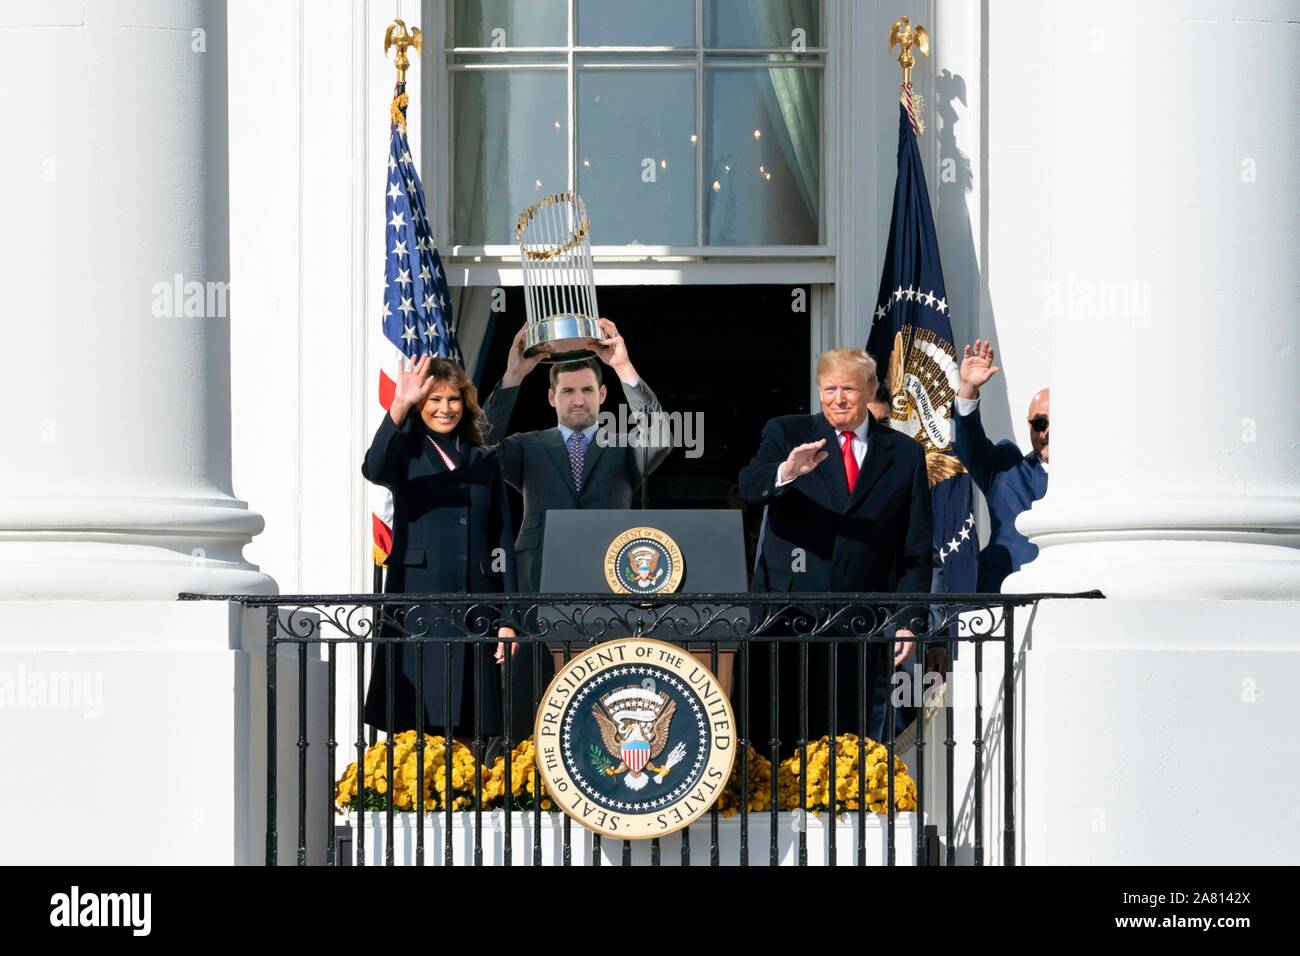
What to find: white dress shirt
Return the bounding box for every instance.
[557,423,599,446]
[775,418,869,488]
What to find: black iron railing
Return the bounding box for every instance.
[182,590,1102,866]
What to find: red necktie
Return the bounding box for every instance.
[841,431,859,493]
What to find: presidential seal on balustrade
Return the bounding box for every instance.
[534,638,735,839]
[603,527,684,595]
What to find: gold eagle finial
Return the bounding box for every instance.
[888,16,930,86]
[384,19,422,84]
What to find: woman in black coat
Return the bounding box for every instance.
[362,354,518,742]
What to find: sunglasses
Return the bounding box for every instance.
[1029,416,1049,433]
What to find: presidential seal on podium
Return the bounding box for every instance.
[603,527,684,595]
[534,638,735,839]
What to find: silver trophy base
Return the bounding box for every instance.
[524,314,603,363]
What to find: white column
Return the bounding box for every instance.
[0,0,273,599]
[1006,0,1300,600]
[999,0,1300,864]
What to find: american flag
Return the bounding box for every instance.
[371,81,462,566]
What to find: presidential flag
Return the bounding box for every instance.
[866,103,977,597]
[371,81,462,566]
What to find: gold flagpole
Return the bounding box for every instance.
[886,15,930,474]
[384,19,422,128]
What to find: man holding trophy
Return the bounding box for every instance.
[485,193,673,742]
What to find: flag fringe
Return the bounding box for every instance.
[901,82,925,136]
[390,92,409,130]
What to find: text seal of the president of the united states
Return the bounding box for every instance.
[534,637,735,839]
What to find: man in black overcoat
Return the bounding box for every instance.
[737,348,933,758]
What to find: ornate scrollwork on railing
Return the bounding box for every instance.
[258,594,1028,646]
[948,602,1005,639]
[271,604,385,643]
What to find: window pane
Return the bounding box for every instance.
[705,0,820,48]
[576,0,695,46]
[704,66,820,245]
[453,70,568,244]
[452,0,567,47]
[577,68,697,245]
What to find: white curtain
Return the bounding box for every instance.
[754,0,821,224]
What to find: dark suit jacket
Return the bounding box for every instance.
[736,412,934,753]
[482,378,671,740]
[952,401,1047,591]
[482,379,671,592]
[361,413,517,736]
[740,412,934,598]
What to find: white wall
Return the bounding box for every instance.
[229,0,373,598]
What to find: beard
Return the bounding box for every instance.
[560,408,596,430]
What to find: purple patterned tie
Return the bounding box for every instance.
[567,430,586,493]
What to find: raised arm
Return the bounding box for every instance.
[362,354,436,488]
[623,379,673,480]
[481,383,517,446]
[737,418,828,505]
[481,384,524,489]
[953,339,1023,489]
[483,325,547,488]
[362,413,416,489]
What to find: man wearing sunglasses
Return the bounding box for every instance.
[952,340,1050,592]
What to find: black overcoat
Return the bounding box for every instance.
[362,413,518,737]
[736,412,934,755]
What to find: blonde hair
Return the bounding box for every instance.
[815,348,878,390]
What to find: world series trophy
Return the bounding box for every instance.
[515,192,603,362]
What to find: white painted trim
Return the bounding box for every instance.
[445,46,831,54]
[810,282,833,408]
[351,0,372,595]
[294,0,306,594]
[424,0,450,247]
[450,244,831,258]
[443,260,833,287]
[830,0,864,349]
[818,0,829,248]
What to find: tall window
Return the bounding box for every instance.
[448,0,825,250]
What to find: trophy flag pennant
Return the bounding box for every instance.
[371,77,462,567]
[866,103,977,597]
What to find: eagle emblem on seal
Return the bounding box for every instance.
[589,682,688,792]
